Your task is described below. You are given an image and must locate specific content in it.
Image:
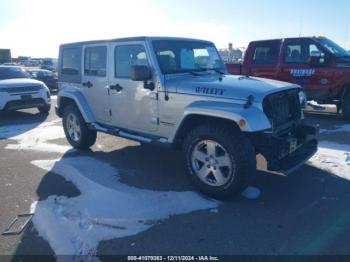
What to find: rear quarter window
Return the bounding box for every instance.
[59,46,82,83]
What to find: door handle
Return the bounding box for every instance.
[82,81,93,88]
[109,84,123,92]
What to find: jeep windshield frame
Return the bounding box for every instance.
[152,40,225,75]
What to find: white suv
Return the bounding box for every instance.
[0,66,51,113]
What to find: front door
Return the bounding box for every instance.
[108,42,158,133]
[278,39,334,100]
[81,44,110,123]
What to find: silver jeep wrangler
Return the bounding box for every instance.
[56,37,318,199]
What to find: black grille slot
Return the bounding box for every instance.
[263,90,301,133]
[1,85,41,93]
[4,98,46,110]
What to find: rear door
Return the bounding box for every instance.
[246,40,282,79]
[278,39,334,100]
[81,44,111,123]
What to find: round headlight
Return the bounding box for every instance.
[299,90,307,108]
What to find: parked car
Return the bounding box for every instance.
[41,58,57,71]
[26,69,58,90]
[226,36,350,118]
[0,66,51,113]
[56,36,318,199]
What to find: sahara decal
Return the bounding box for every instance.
[195,87,225,96]
[290,68,315,77]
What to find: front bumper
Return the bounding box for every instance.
[4,98,48,111]
[0,89,51,111]
[251,124,318,174]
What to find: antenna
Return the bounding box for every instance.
[299,16,303,37]
[345,19,349,49]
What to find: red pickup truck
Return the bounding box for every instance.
[226,37,350,118]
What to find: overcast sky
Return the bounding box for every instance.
[1,0,350,57]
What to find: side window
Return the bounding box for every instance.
[285,41,310,63]
[61,48,80,75]
[309,44,327,65]
[84,46,107,77]
[285,41,326,64]
[115,45,148,78]
[285,43,303,63]
[252,41,279,64]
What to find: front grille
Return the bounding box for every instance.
[4,98,46,110]
[263,89,301,133]
[0,85,42,93]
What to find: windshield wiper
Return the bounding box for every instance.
[188,71,201,76]
[191,68,225,75]
[212,68,225,75]
[180,68,225,76]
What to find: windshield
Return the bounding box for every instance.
[316,38,350,58]
[152,40,225,74]
[0,67,29,80]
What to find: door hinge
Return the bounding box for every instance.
[109,109,112,116]
[151,117,160,125]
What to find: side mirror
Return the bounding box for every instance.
[131,65,152,81]
[310,50,321,58]
[309,51,329,67]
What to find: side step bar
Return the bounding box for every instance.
[88,123,170,146]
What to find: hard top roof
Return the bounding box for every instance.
[60,36,214,48]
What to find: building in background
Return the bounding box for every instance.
[0,49,11,64]
[219,43,245,63]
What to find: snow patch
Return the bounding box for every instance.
[309,141,350,180]
[31,156,218,255]
[4,120,69,153]
[30,201,38,213]
[241,186,261,200]
[308,100,337,108]
[321,124,350,134]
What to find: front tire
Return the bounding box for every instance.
[183,124,256,199]
[62,104,97,149]
[342,92,350,119]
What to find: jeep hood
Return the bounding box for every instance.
[0,78,44,89]
[166,74,300,102]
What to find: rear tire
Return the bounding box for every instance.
[183,124,256,199]
[38,104,51,114]
[342,92,350,119]
[62,104,97,149]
